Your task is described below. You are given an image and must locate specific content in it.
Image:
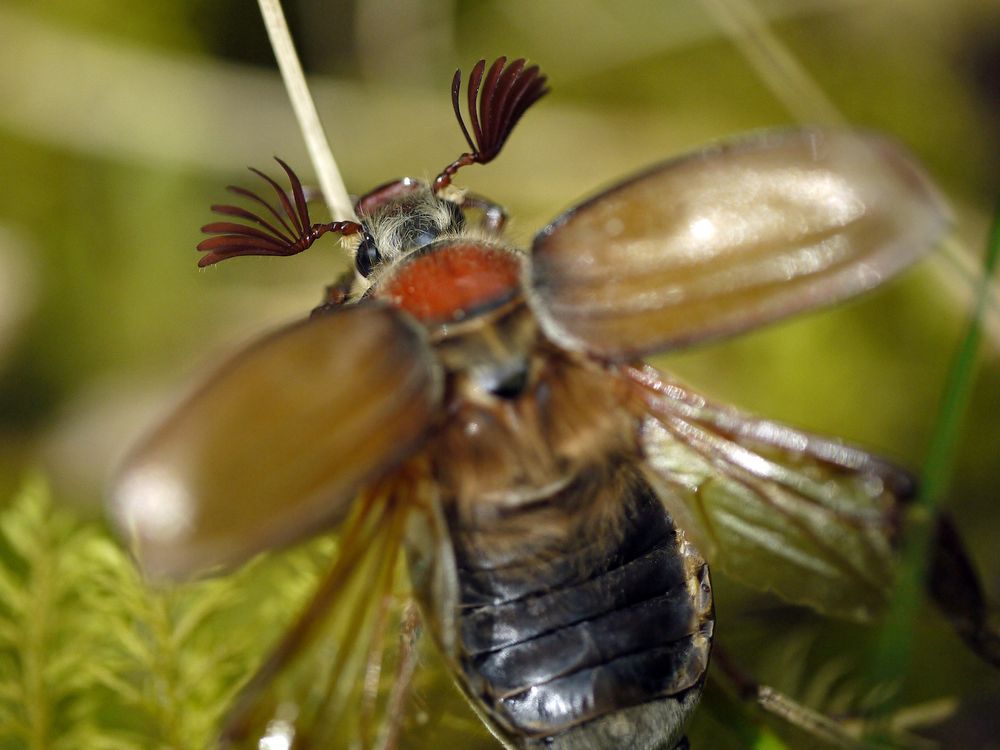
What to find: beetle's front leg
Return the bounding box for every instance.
[311,269,355,315]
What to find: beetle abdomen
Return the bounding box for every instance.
[449,468,713,749]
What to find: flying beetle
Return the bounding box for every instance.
[110,57,999,749]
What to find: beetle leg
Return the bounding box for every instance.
[927,514,1000,668]
[712,649,944,748]
[374,601,423,750]
[311,269,356,315]
[712,646,869,749]
[358,591,397,746]
[458,192,508,234]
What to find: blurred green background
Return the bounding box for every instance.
[0,0,999,747]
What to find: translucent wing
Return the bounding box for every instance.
[110,304,441,579]
[627,364,911,621]
[218,479,421,750]
[530,128,949,359]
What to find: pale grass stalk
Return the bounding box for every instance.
[257,0,357,223]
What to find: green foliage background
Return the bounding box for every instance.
[0,0,998,747]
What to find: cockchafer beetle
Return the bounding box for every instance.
[111,57,998,749]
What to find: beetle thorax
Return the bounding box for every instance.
[428,323,640,522]
[374,238,522,320]
[362,190,463,264]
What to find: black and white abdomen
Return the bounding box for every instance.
[419,463,714,750]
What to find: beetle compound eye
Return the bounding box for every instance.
[355,235,381,277]
[408,218,441,249]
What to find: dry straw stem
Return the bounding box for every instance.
[256,0,357,223]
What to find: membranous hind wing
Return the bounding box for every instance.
[528,128,948,360]
[525,127,951,620]
[217,474,434,750]
[629,364,909,621]
[110,303,441,579]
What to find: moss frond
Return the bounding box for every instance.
[0,474,124,750]
[0,474,332,750]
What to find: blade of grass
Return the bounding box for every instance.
[256,0,357,224]
[697,0,845,124]
[872,198,1000,684]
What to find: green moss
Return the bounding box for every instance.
[0,475,334,750]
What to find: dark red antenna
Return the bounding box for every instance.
[433,57,549,193]
[197,158,362,267]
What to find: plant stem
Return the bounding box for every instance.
[874,199,1000,682]
[257,0,357,223]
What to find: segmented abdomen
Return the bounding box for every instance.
[448,466,714,749]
